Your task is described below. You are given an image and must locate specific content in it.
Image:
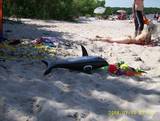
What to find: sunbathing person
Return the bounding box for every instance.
[94,21,157,45]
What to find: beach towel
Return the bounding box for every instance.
[31,37,59,47]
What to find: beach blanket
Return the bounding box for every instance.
[0,41,57,60]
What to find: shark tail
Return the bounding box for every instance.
[44,67,53,75]
[42,60,56,75]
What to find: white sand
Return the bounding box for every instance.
[1,18,160,121]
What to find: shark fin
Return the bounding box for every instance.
[81,45,88,56]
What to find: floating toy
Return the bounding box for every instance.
[42,45,109,75]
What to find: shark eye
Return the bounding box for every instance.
[83,65,92,71]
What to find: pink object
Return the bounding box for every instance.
[31,38,43,44]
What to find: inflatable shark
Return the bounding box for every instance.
[42,45,108,75]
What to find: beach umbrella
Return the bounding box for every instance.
[94,7,106,14]
[117,10,126,13]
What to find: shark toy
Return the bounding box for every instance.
[42,45,108,75]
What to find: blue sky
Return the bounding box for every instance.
[104,0,160,8]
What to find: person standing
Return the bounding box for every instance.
[133,0,145,37]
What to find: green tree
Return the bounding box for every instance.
[3,0,160,21]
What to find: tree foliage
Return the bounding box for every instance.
[3,0,101,20]
[3,0,160,20]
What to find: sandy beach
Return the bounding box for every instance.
[1,18,160,121]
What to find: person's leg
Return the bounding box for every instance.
[136,11,144,35]
[139,11,144,33]
[94,36,135,44]
[134,11,139,37]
